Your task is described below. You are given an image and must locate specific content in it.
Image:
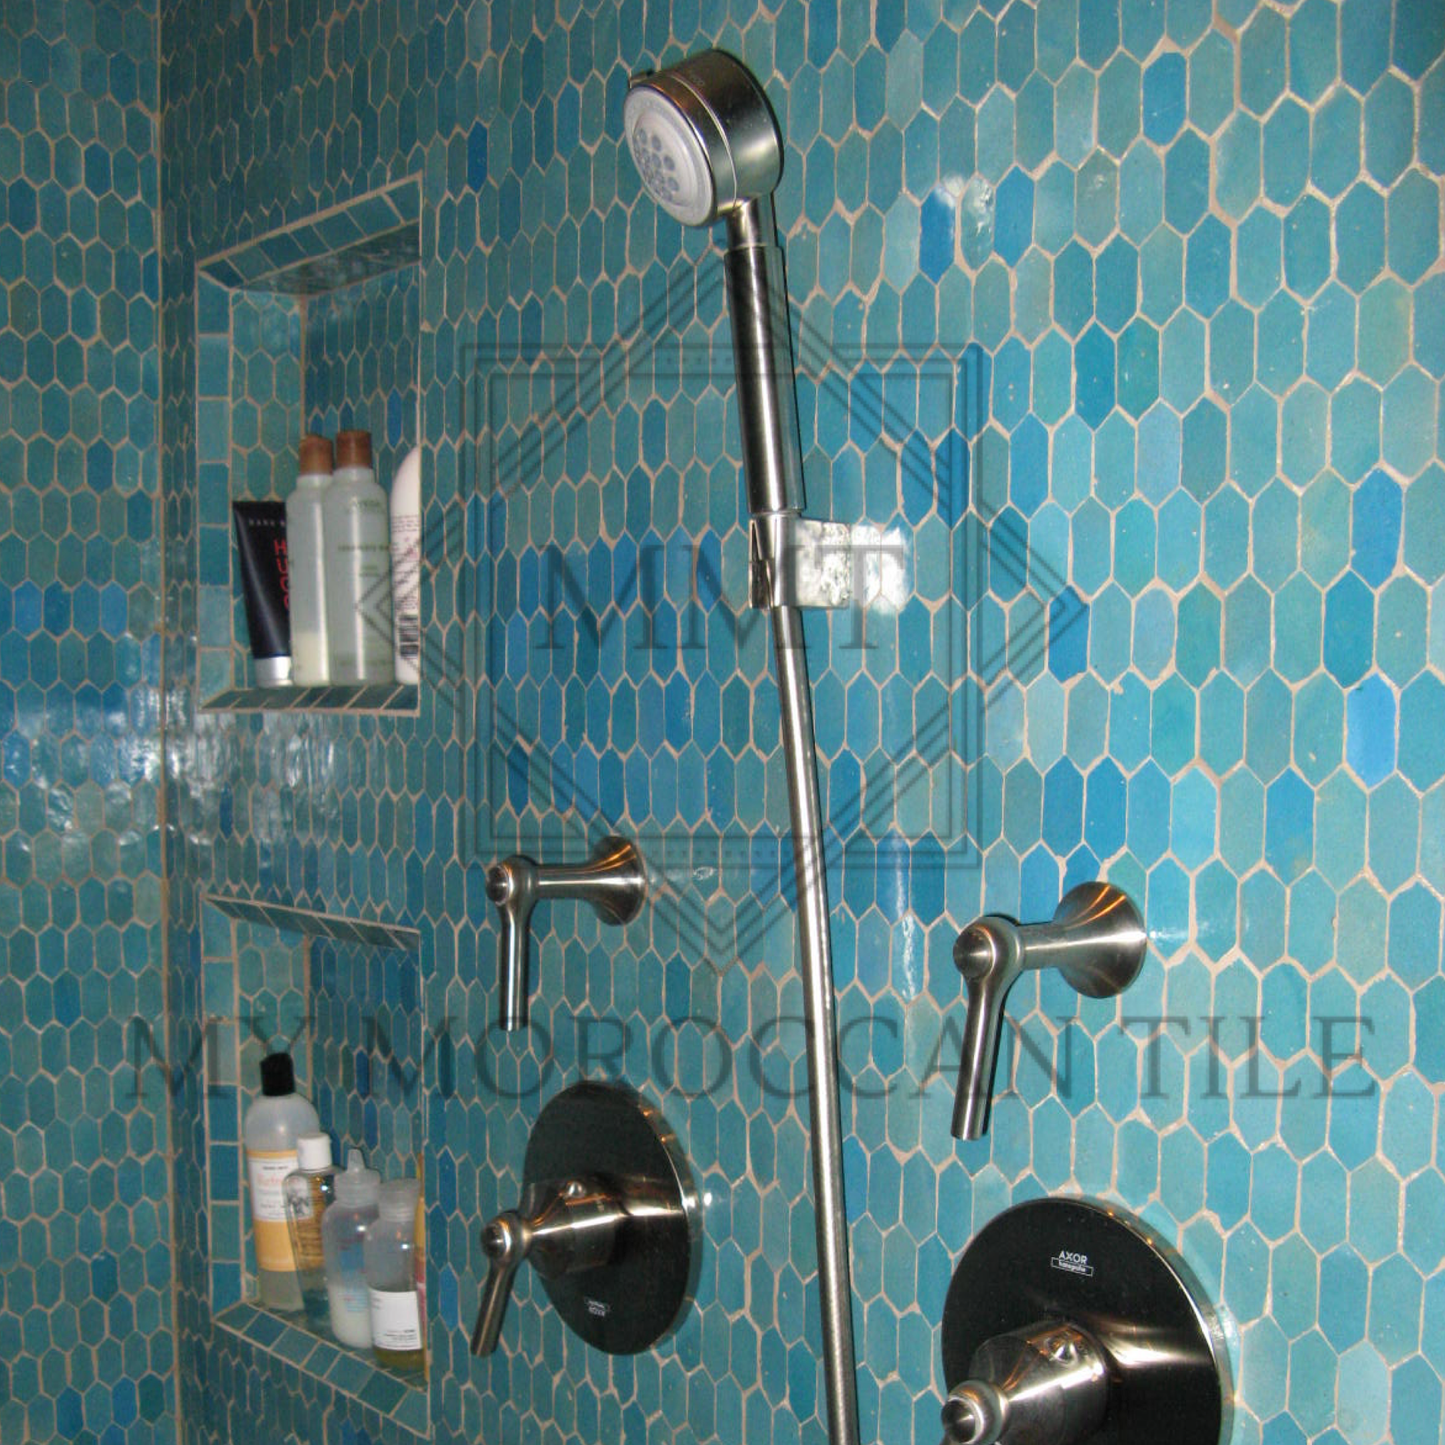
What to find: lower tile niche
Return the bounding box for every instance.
[201,894,428,1438]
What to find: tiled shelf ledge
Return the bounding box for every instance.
[201,682,419,715]
[204,892,420,951]
[214,1302,428,1438]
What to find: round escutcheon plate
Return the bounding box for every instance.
[523,1081,701,1354]
[941,1197,1232,1445]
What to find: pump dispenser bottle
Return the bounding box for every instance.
[324,429,394,684]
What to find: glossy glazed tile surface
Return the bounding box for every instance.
[150,0,1444,1442]
[0,1,172,1440]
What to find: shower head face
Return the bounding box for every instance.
[623,50,782,227]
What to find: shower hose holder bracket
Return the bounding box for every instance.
[749,515,898,610]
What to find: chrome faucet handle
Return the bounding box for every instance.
[486,835,646,1030]
[940,1321,1110,1445]
[470,1177,625,1356]
[951,882,1146,1139]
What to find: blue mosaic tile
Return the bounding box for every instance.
[0,3,1407,1444]
[0,1,170,1439]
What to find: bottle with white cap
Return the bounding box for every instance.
[282,1132,336,1331]
[364,1177,426,1373]
[321,1150,381,1348]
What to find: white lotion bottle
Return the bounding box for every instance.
[323,428,394,684]
[244,1052,320,1312]
[390,445,421,684]
[285,433,334,684]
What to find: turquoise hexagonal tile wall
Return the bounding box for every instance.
[2,0,1442,1442]
[0,1,171,1441]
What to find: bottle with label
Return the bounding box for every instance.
[323,428,394,684]
[282,1132,335,1331]
[321,1150,380,1348]
[244,1052,320,1312]
[390,445,421,684]
[286,433,334,684]
[364,1177,425,1373]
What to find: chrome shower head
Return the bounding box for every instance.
[623,50,782,227]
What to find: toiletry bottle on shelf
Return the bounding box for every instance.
[285,433,334,684]
[413,1165,426,1325]
[321,1150,381,1348]
[323,428,394,684]
[283,1132,336,1331]
[365,1177,426,1373]
[244,1052,319,1312]
[232,502,292,686]
[390,445,421,684]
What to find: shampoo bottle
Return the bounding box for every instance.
[390,446,421,684]
[286,433,334,684]
[323,429,394,684]
[244,1052,319,1312]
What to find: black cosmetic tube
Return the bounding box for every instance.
[233,501,292,686]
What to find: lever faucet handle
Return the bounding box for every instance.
[940,1321,1109,1445]
[470,1210,529,1356]
[950,882,1146,1140]
[469,1179,626,1356]
[487,837,646,1031]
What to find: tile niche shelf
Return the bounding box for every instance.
[201,891,428,1438]
[194,177,422,713]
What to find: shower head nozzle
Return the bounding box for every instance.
[623,50,782,228]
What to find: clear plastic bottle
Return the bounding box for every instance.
[321,1150,380,1348]
[364,1177,426,1373]
[323,428,394,684]
[286,433,334,684]
[282,1132,335,1331]
[244,1052,320,1312]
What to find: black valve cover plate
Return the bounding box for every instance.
[523,1080,700,1354]
[941,1197,1231,1445]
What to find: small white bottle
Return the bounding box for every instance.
[390,445,421,685]
[321,1151,381,1348]
[365,1177,426,1373]
[323,429,394,684]
[244,1052,320,1312]
[282,1132,336,1331]
[286,433,334,684]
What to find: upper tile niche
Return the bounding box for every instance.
[194,178,421,708]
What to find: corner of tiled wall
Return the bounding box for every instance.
[4,0,1442,1442]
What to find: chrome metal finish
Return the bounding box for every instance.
[624,51,781,229]
[723,196,806,519]
[749,514,855,608]
[940,1322,1108,1445]
[951,882,1146,1139]
[486,836,645,1031]
[470,1178,626,1355]
[940,1198,1232,1445]
[622,51,860,1445]
[773,603,858,1445]
[470,1082,700,1357]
